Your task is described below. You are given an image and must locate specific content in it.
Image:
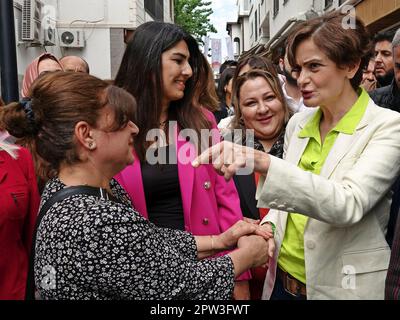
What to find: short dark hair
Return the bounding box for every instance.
[287,10,372,91]
[220,60,237,74]
[373,30,396,45]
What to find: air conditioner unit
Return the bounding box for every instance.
[22,0,43,44]
[43,26,56,46]
[59,29,85,48]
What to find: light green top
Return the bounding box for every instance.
[277,88,369,284]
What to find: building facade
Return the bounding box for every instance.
[227,0,400,60]
[12,0,174,83]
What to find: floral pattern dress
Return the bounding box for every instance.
[34,178,234,300]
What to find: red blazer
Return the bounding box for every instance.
[115,110,250,280]
[0,147,40,300]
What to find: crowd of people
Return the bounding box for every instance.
[0,9,400,300]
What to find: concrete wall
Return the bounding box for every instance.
[270,0,314,37]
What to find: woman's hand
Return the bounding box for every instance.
[237,235,270,268]
[243,217,260,225]
[360,78,377,92]
[192,141,271,180]
[242,218,276,259]
[215,220,273,250]
[259,222,276,259]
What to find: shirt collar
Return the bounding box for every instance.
[299,87,369,139]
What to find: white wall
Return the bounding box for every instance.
[12,0,172,90]
[242,16,251,51]
[270,0,314,37]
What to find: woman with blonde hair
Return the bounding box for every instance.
[227,69,291,299]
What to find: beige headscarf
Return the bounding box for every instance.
[21,53,63,98]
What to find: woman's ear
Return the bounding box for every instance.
[75,121,96,151]
[347,59,361,80]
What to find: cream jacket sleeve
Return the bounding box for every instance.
[258,105,400,227]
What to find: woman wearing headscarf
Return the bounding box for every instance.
[21,53,63,98]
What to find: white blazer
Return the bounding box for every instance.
[258,99,400,300]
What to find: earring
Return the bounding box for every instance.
[89,142,94,149]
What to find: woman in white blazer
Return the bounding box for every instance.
[193,10,400,300]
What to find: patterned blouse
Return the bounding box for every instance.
[34,178,234,300]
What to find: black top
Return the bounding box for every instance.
[141,146,185,230]
[213,102,229,124]
[233,130,286,220]
[370,81,400,246]
[35,177,234,300]
[370,80,400,113]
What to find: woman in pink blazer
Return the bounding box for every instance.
[114,22,250,299]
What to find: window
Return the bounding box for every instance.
[324,0,333,9]
[244,0,249,11]
[145,0,164,21]
[234,37,241,56]
[255,10,258,40]
[283,0,289,5]
[273,0,279,17]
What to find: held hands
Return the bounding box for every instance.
[259,222,276,259]
[237,235,270,268]
[240,218,276,261]
[191,141,271,181]
[216,220,273,250]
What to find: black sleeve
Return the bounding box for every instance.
[81,211,235,300]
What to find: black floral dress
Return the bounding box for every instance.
[34,178,234,300]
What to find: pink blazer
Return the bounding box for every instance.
[115,110,250,280]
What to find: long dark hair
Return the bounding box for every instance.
[217,67,236,103]
[114,21,212,162]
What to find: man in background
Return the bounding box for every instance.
[60,56,90,74]
[381,28,400,300]
[373,30,395,87]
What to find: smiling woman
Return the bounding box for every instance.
[0,72,271,300]
[114,21,254,299]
